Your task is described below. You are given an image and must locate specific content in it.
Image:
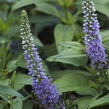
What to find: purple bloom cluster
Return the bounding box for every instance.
[82,0,107,69]
[20,10,60,108]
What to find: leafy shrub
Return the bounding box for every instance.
[0,0,109,109]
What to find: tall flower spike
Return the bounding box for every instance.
[82,0,107,69]
[20,10,60,108]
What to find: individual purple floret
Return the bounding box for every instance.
[82,0,107,69]
[20,10,61,108]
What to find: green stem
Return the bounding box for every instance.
[84,65,96,76]
[63,0,68,22]
[22,88,33,99]
[84,66,106,92]
[23,95,31,101]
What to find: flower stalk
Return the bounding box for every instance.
[20,10,60,108]
[82,0,107,70]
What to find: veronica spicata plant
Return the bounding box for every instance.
[82,0,107,69]
[20,10,61,109]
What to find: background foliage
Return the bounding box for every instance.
[0,0,109,109]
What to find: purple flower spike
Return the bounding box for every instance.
[82,0,107,69]
[20,10,61,108]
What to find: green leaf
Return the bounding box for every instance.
[53,70,92,79]
[0,85,23,104]
[35,3,61,17]
[54,24,74,52]
[12,0,36,11]
[0,85,23,98]
[29,15,59,24]
[44,43,57,57]
[10,98,23,109]
[0,79,9,86]
[14,74,32,90]
[42,60,49,75]
[94,0,109,17]
[16,55,27,69]
[59,41,84,49]
[7,25,20,37]
[12,0,57,11]
[73,96,93,109]
[47,48,88,67]
[100,30,109,49]
[89,80,99,89]
[0,92,9,101]
[104,82,109,90]
[53,70,91,93]
[6,60,18,73]
[9,71,16,88]
[89,94,109,108]
[33,35,43,48]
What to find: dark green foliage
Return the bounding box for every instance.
[0,0,109,109]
